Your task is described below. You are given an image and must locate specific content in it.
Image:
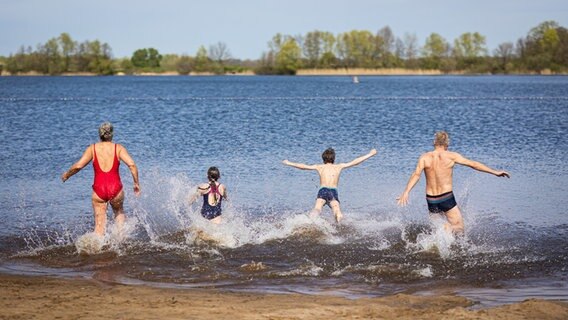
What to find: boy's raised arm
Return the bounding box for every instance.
[341,149,377,169]
[282,160,317,170]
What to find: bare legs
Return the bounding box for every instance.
[91,190,125,236]
[109,190,125,230]
[432,206,464,236]
[330,201,343,223]
[310,199,343,223]
[309,199,326,219]
[92,193,107,236]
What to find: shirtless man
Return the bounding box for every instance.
[397,131,509,235]
[62,122,140,236]
[283,148,377,222]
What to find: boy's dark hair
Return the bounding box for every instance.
[322,148,335,164]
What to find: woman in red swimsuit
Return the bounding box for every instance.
[62,122,140,236]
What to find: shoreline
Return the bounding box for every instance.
[1,273,567,319]
[1,68,566,77]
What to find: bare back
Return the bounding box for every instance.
[197,183,226,206]
[93,142,120,171]
[282,149,376,190]
[422,149,458,195]
[316,164,343,188]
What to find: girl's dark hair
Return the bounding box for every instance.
[207,167,221,203]
[322,148,335,164]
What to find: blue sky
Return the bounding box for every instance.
[1,0,567,59]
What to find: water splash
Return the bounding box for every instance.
[75,232,104,255]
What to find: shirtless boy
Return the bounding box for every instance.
[283,148,377,222]
[397,131,509,235]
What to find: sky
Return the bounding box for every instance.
[1,0,567,60]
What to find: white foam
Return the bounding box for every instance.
[105,217,138,253]
[368,238,391,251]
[75,232,105,255]
[128,171,355,248]
[276,260,323,277]
[408,217,456,259]
[414,265,434,278]
[94,169,518,260]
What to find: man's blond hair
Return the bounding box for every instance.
[434,131,449,147]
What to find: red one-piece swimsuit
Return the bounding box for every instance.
[92,144,123,201]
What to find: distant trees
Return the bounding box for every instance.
[452,32,487,71]
[0,35,248,75]
[256,34,303,74]
[275,38,302,74]
[59,33,75,72]
[3,33,113,75]
[517,21,568,72]
[131,48,162,69]
[208,42,232,74]
[494,42,515,73]
[176,55,193,75]
[255,20,568,74]
[2,20,567,76]
[336,30,377,68]
[193,46,210,72]
[302,30,337,68]
[401,33,419,68]
[376,26,398,68]
[421,33,451,70]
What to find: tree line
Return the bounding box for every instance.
[0,21,566,76]
[1,33,114,75]
[258,21,568,74]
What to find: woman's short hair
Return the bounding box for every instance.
[99,122,114,142]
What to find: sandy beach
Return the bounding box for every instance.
[0,273,566,320]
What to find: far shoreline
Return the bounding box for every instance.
[1,68,566,77]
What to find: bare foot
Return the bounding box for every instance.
[334,212,343,223]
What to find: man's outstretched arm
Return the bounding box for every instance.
[340,149,377,169]
[282,160,318,170]
[454,153,510,178]
[397,156,425,206]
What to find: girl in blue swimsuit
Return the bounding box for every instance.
[188,167,227,224]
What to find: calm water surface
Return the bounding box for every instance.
[0,76,567,307]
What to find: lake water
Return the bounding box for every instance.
[0,75,567,307]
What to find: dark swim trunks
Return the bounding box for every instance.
[317,187,340,206]
[426,191,457,213]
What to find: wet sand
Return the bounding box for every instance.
[1,274,567,319]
